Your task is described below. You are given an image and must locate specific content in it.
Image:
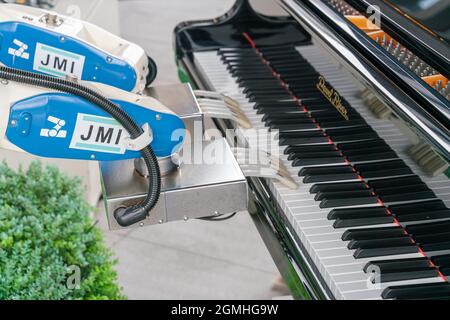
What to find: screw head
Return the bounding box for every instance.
[158,220,164,224]
[155,114,161,121]
[183,216,189,222]
[10,120,17,126]
[139,222,144,227]
[106,57,113,63]
[214,211,220,216]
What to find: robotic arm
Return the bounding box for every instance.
[0,66,185,227]
[0,4,184,227]
[0,3,156,91]
[0,4,252,229]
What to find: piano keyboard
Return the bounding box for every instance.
[193,38,450,300]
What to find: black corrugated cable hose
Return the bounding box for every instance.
[0,66,161,227]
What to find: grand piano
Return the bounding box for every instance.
[174,0,450,300]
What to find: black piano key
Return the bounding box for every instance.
[406,221,450,236]
[280,136,329,146]
[421,241,450,252]
[395,210,450,223]
[259,108,305,116]
[342,226,405,241]
[280,72,321,80]
[237,74,277,82]
[311,110,360,120]
[389,199,447,215]
[382,283,450,300]
[355,159,407,172]
[266,58,312,65]
[290,151,342,159]
[223,57,262,64]
[239,80,283,88]
[244,87,290,95]
[226,63,264,69]
[334,216,395,229]
[299,165,353,176]
[439,267,450,276]
[373,269,439,284]
[303,173,360,184]
[363,257,430,273]
[360,168,414,179]
[261,51,305,59]
[244,88,289,96]
[249,94,293,102]
[299,104,337,112]
[270,123,319,132]
[376,183,430,195]
[326,126,375,135]
[329,132,380,143]
[293,157,346,167]
[313,115,362,124]
[347,152,399,163]
[338,139,390,151]
[300,165,359,183]
[266,118,313,127]
[348,236,413,250]
[368,175,423,189]
[340,146,392,156]
[327,206,386,220]
[252,97,298,104]
[261,111,311,121]
[243,86,286,94]
[264,112,311,121]
[231,69,272,76]
[274,68,319,76]
[310,181,368,194]
[262,52,306,61]
[353,245,418,259]
[415,232,450,245]
[279,129,324,138]
[260,108,305,116]
[285,144,337,156]
[380,191,437,203]
[375,183,436,202]
[255,100,302,108]
[318,119,368,129]
[320,196,379,209]
[430,254,450,268]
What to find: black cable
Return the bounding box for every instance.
[0,66,161,227]
[198,212,238,222]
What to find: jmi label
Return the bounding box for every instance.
[69,113,126,154]
[33,43,85,78]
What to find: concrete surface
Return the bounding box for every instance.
[95,0,284,300]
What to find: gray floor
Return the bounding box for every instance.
[95,0,283,300]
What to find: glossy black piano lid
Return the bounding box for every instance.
[386,0,450,44]
[174,0,311,58]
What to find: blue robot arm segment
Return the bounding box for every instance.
[0,22,139,91]
[6,93,185,161]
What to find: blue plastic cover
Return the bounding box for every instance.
[6,93,185,161]
[0,22,139,91]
